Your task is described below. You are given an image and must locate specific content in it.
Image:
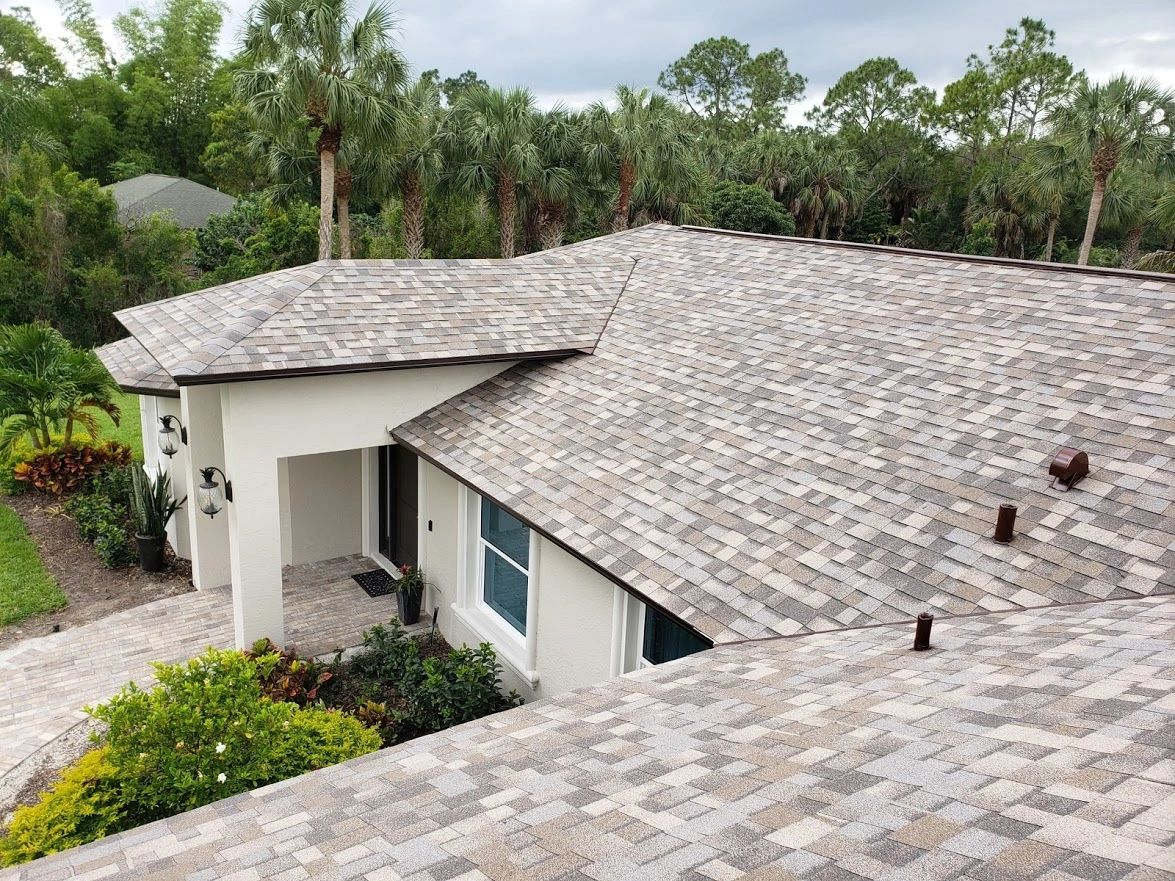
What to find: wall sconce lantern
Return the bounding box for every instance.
[157,415,188,458]
[197,467,232,518]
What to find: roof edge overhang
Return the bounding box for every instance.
[680,225,1175,282]
[168,347,590,387]
[389,429,717,648]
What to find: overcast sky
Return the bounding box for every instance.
[25,0,1175,121]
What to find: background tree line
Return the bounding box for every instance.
[2,0,1174,347]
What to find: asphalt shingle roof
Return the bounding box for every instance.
[94,336,178,397]
[115,258,635,383]
[395,224,1175,643]
[104,174,237,229]
[12,596,1173,880]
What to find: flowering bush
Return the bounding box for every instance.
[88,649,378,823]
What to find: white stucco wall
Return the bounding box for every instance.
[215,362,515,647]
[282,450,362,565]
[418,459,618,701]
[137,394,190,560]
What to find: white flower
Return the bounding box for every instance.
[215,742,226,754]
[217,772,227,784]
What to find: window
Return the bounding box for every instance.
[479,499,530,634]
[641,606,709,666]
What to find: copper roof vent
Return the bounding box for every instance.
[1049,448,1089,491]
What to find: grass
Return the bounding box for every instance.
[0,392,137,627]
[97,391,143,460]
[0,501,66,627]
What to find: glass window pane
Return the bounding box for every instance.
[480,499,529,568]
[642,607,709,664]
[484,548,528,633]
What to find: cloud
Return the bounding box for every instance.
[22,0,1175,117]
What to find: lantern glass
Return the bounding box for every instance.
[158,424,179,457]
[198,479,223,517]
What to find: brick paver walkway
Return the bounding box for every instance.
[0,555,408,781]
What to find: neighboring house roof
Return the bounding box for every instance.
[395,224,1175,643]
[113,259,635,384]
[20,596,1174,880]
[104,174,237,228]
[94,336,179,397]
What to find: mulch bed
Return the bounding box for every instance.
[0,494,193,649]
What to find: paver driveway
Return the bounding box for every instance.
[0,555,403,781]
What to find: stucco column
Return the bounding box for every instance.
[180,386,230,589]
[221,387,285,648]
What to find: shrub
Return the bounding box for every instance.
[409,643,523,734]
[13,442,132,496]
[707,181,796,236]
[340,621,522,742]
[348,620,421,685]
[247,638,333,705]
[268,709,381,781]
[65,479,136,569]
[0,748,128,866]
[88,649,378,822]
[93,521,136,568]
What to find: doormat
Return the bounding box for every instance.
[352,569,397,598]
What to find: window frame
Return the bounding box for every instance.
[455,486,539,685]
[476,500,531,636]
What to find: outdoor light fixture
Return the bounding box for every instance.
[197,466,232,518]
[157,415,188,458]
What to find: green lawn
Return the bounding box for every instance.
[97,390,143,460]
[0,501,66,627]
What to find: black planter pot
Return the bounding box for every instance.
[396,589,422,625]
[135,534,166,573]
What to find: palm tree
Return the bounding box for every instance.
[583,85,690,232]
[237,0,406,261]
[968,166,1047,258]
[0,324,120,454]
[1097,165,1166,269]
[1137,186,1175,272]
[1019,142,1082,261]
[740,130,798,200]
[1046,75,1175,265]
[385,76,446,258]
[0,88,62,176]
[790,135,863,239]
[445,86,540,258]
[527,109,576,250]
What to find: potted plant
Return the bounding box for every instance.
[396,564,425,625]
[130,467,184,573]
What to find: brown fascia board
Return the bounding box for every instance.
[389,430,716,649]
[168,347,589,387]
[680,225,1175,283]
[117,382,180,399]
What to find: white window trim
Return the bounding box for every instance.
[454,486,540,686]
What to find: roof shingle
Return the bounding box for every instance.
[14,596,1173,880]
[116,258,635,383]
[395,224,1175,643]
[94,335,179,397]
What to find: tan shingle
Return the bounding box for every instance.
[395,224,1175,643]
[94,335,179,396]
[116,258,635,383]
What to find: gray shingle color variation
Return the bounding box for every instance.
[94,335,179,397]
[115,258,635,383]
[394,224,1175,644]
[9,596,1172,880]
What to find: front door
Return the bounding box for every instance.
[377,445,418,566]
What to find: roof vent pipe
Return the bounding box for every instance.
[993,504,1017,544]
[913,612,933,651]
